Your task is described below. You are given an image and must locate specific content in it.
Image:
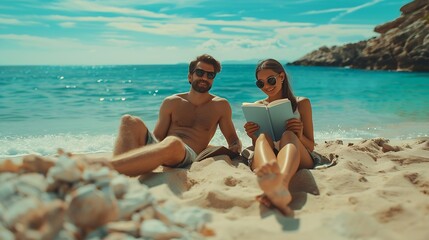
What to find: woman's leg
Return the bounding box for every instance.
[252,133,276,170]
[253,134,292,214]
[254,131,313,215]
[277,131,313,192]
[252,134,278,207]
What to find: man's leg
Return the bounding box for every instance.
[113,115,149,156]
[111,136,187,176]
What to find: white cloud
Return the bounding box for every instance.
[221,27,261,34]
[0,17,22,25]
[199,39,222,50]
[225,38,285,49]
[45,15,142,23]
[58,22,76,28]
[110,16,312,39]
[0,34,84,49]
[276,24,375,37]
[299,0,384,23]
[300,8,347,15]
[43,14,312,31]
[192,23,377,62]
[94,0,205,8]
[0,44,204,65]
[106,21,244,40]
[199,17,312,28]
[100,32,133,40]
[36,13,313,43]
[274,24,377,58]
[0,17,39,26]
[195,37,289,62]
[212,13,237,18]
[49,0,173,19]
[0,0,395,65]
[106,22,201,37]
[104,38,138,47]
[330,0,383,23]
[0,21,377,64]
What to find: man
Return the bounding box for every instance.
[110,54,241,176]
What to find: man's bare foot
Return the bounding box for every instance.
[255,161,292,215]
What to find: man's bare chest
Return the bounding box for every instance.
[171,104,219,129]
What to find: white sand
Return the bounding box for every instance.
[140,138,429,239]
[1,138,428,239]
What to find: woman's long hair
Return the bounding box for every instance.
[255,59,298,112]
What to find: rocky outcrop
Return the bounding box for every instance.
[289,0,429,71]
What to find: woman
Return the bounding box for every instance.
[244,59,315,215]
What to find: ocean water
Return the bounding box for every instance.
[1,65,428,157]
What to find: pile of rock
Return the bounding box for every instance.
[0,151,213,239]
[290,0,429,71]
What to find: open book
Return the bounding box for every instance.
[241,98,300,141]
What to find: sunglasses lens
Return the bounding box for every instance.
[207,72,215,79]
[256,76,277,88]
[194,69,215,79]
[267,77,276,85]
[195,69,204,77]
[256,80,264,88]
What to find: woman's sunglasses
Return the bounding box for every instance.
[194,68,216,79]
[256,75,277,88]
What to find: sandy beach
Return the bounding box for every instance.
[143,137,429,239]
[1,137,428,239]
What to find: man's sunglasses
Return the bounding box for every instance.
[194,68,216,79]
[256,75,278,88]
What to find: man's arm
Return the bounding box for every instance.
[153,97,173,141]
[217,99,242,154]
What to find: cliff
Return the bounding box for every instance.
[289,0,429,71]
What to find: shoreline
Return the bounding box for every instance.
[1,136,428,161]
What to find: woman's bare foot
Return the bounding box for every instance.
[255,161,292,215]
[256,194,273,208]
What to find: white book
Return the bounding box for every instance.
[241,98,300,141]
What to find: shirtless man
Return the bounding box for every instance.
[110,54,242,176]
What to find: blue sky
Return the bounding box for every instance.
[0,0,410,65]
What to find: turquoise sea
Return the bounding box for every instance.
[1,65,428,157]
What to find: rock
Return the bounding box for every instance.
[67,184,119,229]
[400,0,428,14]
[117,186,154,219]
[21,155,55,175]
[0,225,14,240]
[0,150,212,239]
[140,219,182,239]
[16,173,49,198]
[0,159,21,173]
[3,197,41,228]
[106,221,140,237]
[14,200,67,240]
[289,0,429,72]
[110,175,129,199]
[47,155,82,183]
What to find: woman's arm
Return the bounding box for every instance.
[297,98,315,152]
[286,98,315,152]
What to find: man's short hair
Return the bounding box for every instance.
[189,54,221,74]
